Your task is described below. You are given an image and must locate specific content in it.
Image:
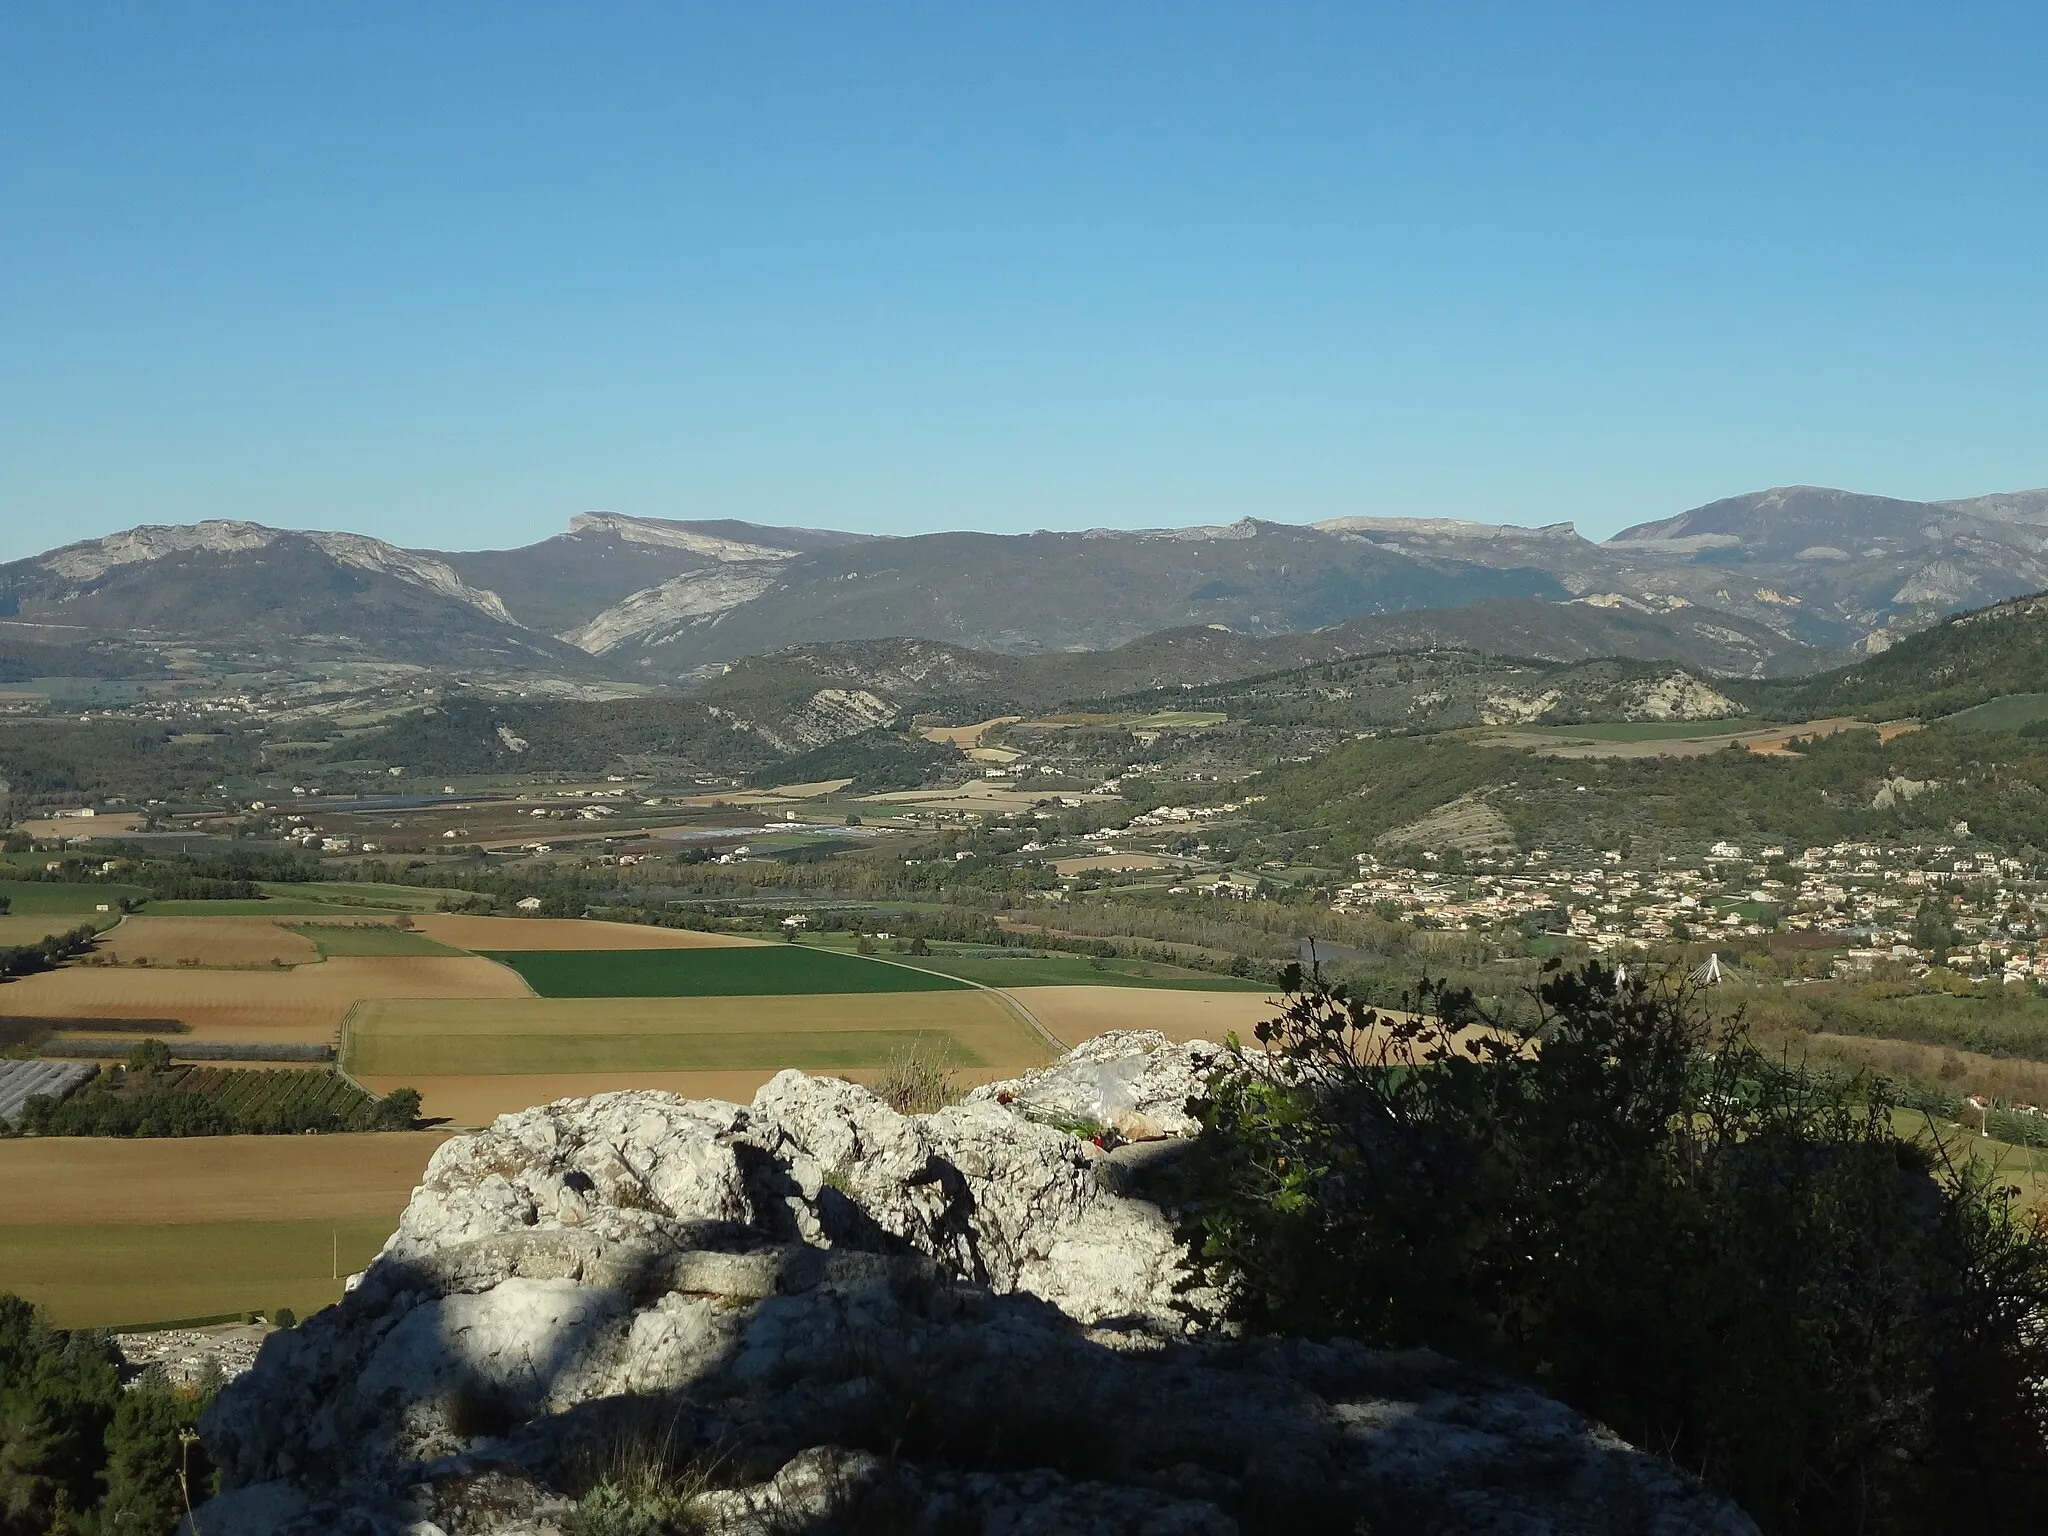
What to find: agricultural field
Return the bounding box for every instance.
[1486,717,1775,743]
[487,945,970,997]
[94,915,320,968]
[1019,984,1281,1048]
[0,955,533,1047]
[0,1132,447,1326]
[882,950,1270,992]
[411,913,765,950]
[173,1065,390,1126]
[348,990,1046,1123]
[0,878,147,913]
[0,914,111,945]
[292,921,464,957]
[263,879,469,911]
[144,898,411,917]
[1942,693,2048,731]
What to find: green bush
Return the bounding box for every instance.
[1178,961,2048,1534]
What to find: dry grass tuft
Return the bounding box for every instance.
[869,1044,962,1116]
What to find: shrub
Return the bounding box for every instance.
[125,1038,173,1075]
[869,1046,960,1116]
[1178,960,2048,1535]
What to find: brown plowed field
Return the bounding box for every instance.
[410,914,768,951]
[2,956,533,1045]
[94,916,321,968]
[1017,984,1281,1048]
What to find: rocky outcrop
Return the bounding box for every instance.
[190,1035,1758,1536]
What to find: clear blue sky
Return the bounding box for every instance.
[2,2,2043,561]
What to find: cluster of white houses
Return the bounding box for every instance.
[1331,839,2048,979]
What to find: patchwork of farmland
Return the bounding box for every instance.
[0,907,1284,1320]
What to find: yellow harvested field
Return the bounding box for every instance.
[410,914,768,951]
[0,1132,448,1225]
[345,990,1048,1078]
[94,915,321,968]
[4,956,533,1045]
[1018,984,1281,1048]
[0,1134,449,1327]
[357,1070,788,1127]
[0,915,99,945]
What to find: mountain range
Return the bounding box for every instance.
[5,483,2047,688]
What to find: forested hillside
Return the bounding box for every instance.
[1745,592,2048,721]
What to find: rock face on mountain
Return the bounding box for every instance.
[191,1033,1757,1536]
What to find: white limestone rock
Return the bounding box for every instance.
[191,1038,1761,1536]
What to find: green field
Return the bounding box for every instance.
[263,879,468,911]
[0,879,148,914]
[1500,718,1775,742]
[0,1217,392,1328]
[343,992,1042,1080]
[144,898,407,916]
[486,945,973,997]
[1941,693,2048,731]
[292,922,462,957]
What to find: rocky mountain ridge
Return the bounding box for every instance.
[6,483,2042,685]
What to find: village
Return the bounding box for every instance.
[1330,836,2048,984]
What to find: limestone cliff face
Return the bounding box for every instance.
[190,1034,1759,1536]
